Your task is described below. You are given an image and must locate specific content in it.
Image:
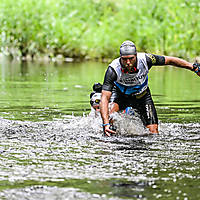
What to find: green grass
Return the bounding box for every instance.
[0,0,199,61]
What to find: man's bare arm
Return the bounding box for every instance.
[100,90,116,136]
[164,56,193,70]
[100,90,112,124]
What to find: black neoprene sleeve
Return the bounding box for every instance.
[102,66,117,91]
[145,54,165,69]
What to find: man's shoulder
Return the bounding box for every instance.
[137,52,147,59]
[109,57,121,69]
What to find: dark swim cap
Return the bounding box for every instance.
[92,83,102,93]
[120,40,137,56]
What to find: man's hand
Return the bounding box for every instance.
[192,63,200,76]
[103,124,116,137]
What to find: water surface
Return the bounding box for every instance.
[0,56,199,200]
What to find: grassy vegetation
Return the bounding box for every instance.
[0,0,199,61]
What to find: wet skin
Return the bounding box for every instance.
[121,54,137,73]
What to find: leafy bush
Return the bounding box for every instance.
[0,0,199,60]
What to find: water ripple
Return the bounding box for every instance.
[0,116,199,199]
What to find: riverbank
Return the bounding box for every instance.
[0,0,199,61]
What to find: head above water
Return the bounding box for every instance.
[90,92,101,111]
[120,40,137,56]
[120,41,138,73]
[90,83,102,111]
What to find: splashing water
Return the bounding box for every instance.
[0,113,200,199]
[110,112,149,136]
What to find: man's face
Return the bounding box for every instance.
[121,54,137,72]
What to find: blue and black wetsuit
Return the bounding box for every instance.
[102,53,165,126]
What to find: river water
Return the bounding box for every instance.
[0,56,199,200]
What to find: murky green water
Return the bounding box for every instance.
[0,56,199,200]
